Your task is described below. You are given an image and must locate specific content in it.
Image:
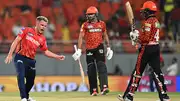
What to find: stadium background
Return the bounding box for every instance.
[0,0,180,93]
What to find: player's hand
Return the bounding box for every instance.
[56,55,65,60]
[106,47,113,60]
[130,30,139,42]
[72,49,82,61]
[4,55,13,64]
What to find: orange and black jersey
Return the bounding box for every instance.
[80,20,106,49]
[138,16,160,45]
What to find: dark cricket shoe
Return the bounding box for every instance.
[117,94,124,101]
[162,94,170,101]
[101,87,109,95]
[124,94,133,101]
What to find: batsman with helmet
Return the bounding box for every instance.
[72,6,113,96]
[118,1,170,101]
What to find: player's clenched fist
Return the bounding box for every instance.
[56,55,65,60]
[4,55,13,64]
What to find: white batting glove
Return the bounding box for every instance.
[72,49,82,61]
[106,47,113,60]
[130,30,139,45]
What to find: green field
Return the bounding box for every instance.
[0,92,179,101]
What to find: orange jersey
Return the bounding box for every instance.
[138,16,160,45]
[80,20,106,49]
[16,27,48,59]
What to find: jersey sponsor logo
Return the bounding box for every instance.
[99,49,103,54]
[87,52,93,56]
[155,22,160,28]
[26,36,40,46]
[145,27,151,31]
[88,28,102,33]
[87,25,93,29]
[17,60,23,63]
[28,32,33,37]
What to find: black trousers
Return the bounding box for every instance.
[86,44,108,94]
[14,54,36,99]
[123,45,167,100]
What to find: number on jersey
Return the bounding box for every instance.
[154,29,159,42]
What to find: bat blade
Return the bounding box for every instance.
[125,1,135,31]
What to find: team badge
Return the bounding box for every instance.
[99,49,103,53]
[87,25,93,29]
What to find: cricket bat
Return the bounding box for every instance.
[74,45,85,85]
[125,1,136,45]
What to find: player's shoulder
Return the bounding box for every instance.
[146,17,159,23]
[99,20,105,23]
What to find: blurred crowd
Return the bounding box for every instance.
[0,0,180,53]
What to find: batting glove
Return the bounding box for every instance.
[130,30,139,45]
[72,49,82,61]
[106,47,113,60]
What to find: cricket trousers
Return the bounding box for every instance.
[86,44,108,94]
[123,44,167,100]
[14,54,36,99]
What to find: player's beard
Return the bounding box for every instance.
[86,14,97,22]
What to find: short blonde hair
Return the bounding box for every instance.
[36,16,48,23]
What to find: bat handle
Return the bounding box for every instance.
[74,45,78,51]
[131,18,135,32]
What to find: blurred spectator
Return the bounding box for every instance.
[44,20,56,40]
[161,36,174,53]
[113,64,123,75]
[62,23,70,43]
[12,19,22,36]
[40,0,53,8]
[166,57,178,76]
[53,0,62,7]
[163,0,175,36]
[170,6,180,42]
[15,5,32,14]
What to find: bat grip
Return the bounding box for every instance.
[131,18,135,32]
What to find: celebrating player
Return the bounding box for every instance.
[72,6,113,96]
[118,1,170,101]
[4,16,65,101]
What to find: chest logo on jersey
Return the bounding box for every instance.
[28,32,33,37]
[88,28,102,33]
[26,36,40,46]
[87,25,93,29]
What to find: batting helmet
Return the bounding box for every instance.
[141,1,157,11]
[86,6,98,14]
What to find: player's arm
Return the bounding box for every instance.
[41,39,65,60]
[5,28,26,64]
[72,23,85,61]
[77,24,85,49]
[77,31,85,49]
[102,22,113,60]
[44,50,65,60]
[103,30,110,47]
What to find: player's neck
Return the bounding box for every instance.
[35,27,41,34]
[90,19,98,23]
